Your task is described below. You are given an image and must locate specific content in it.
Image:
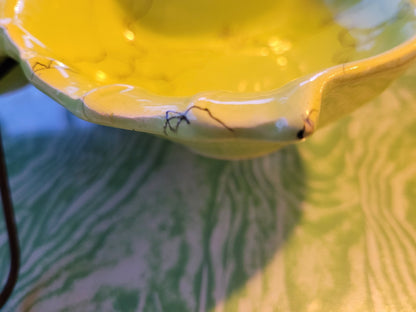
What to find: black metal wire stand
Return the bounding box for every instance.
[0,58,21,309]
[0,130,20,310]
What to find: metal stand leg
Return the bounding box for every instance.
[0,58,18,81]
[0,130,20,309]
[0,58,21,309]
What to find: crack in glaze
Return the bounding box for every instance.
[163,105,234,135]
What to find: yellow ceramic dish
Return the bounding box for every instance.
[1,0,416,158]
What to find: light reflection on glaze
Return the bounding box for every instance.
[95,70,107,82]
[123,28,135,41]
[268,36,292,54]
[197,96,275,106]
[13,0,24,14]
[55,66,69,78]
[275,118,289,130]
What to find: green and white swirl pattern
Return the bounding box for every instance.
[1,70,416,311]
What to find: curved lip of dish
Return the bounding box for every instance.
[2,15,416,144]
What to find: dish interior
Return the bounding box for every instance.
[7,0,416,96]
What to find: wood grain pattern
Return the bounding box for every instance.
[1,70,416,311]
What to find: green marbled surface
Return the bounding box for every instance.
[1,68,416,311]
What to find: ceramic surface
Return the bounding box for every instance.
[1,64,416,311]
[1,0,416,158]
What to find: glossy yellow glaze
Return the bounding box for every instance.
[3,0,357,96]
[1,0,416,158]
